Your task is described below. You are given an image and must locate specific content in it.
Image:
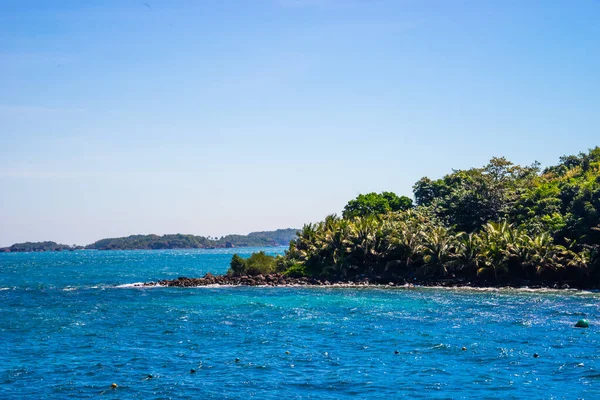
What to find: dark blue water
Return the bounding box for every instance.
[1,249,599,399]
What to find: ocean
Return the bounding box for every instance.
[1,248,599,399]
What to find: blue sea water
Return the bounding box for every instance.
[1,248,599,399]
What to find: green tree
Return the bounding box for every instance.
[228,254,247,276]
[244,251,277,275]
[343,192,412,219]
[419,226,456,277]
[227,252,277,276]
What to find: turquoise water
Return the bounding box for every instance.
[1,249,599,399]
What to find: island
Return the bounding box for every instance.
[0,229,298,252]
[147,146,600,290]
[0,241,84,253]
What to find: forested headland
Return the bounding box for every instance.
[226,147,600,289]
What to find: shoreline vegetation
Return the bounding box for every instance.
[150,146,600,290]
[0,229,298,253]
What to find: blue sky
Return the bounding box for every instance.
[1,0,599,246]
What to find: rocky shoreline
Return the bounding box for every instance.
[142,273,584,290]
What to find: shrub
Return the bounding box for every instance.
[283,264,308,278]
[245,251,277,275]
[228,254,246,276]
[227,252,276,276]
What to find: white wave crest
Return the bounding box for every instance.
[115,282,162,288]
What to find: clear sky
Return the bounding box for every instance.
[1,0,599,246]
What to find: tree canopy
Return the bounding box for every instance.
[227,251,277,276]
[343,192,413,219]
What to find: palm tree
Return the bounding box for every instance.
[451,232,480,275]
[347,216,379,275]
[293,223,320,266]
[523,233,562,277]
[476,221,512,281]
[386,218,424,274]
[321,216,353,278]
[419,226,456,277]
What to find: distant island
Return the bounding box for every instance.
[0,229,298,253]
[0,241,85,253]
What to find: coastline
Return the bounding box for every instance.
[0,245,287,253]
[140,273,593,290]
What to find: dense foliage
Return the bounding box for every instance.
[227,252,277,276]
[343,192,413,218]
[235,147,600,287]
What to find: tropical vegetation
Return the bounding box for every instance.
[227,252,277,276]
[229,147,600,288]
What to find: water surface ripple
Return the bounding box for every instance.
[1,249,599,399]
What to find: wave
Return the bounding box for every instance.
[409,285,599,295]
[110,281,600,296]
[114,282,158,288]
